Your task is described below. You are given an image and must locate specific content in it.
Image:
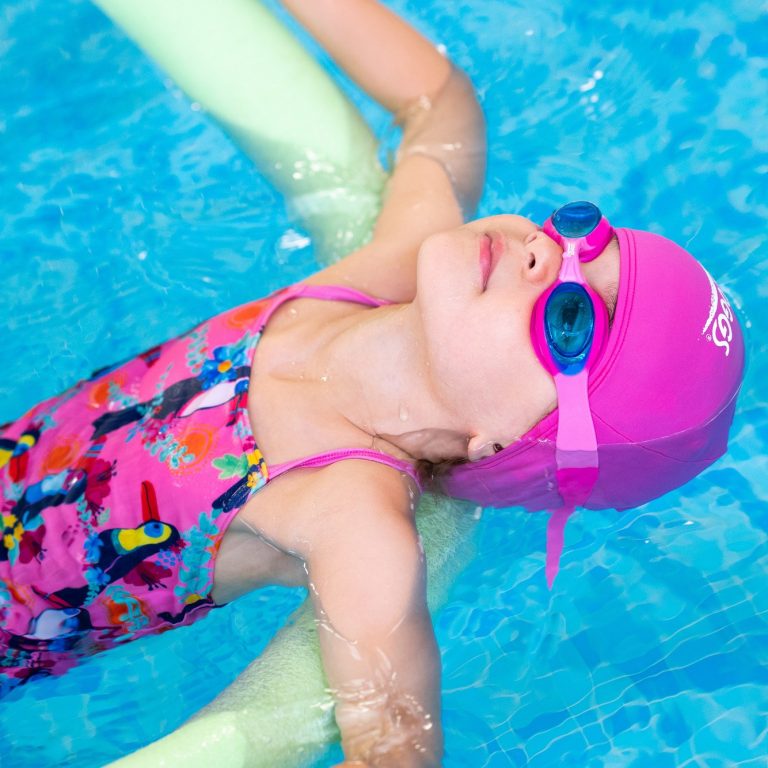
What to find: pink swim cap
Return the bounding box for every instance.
[442,228,745,578]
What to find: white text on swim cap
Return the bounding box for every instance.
[702,270,734,357]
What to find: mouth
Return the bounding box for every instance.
[479,232,504,289]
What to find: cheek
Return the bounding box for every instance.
[417,231,470,291]
[429,303,534,392]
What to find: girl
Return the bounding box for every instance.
[0,0,745,765]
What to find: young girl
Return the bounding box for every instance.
[0,0,745,765]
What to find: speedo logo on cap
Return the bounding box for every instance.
[702,269,734,357]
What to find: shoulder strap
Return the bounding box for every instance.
[292,283,391,306]
[257,283,418,489]
[268,449,422,490]
[259,282,390,331]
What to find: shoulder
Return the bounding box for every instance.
[269,458,420,558]
[309,457,417,528]
[301,461,428,643]
[303,150,464,305]
[320,457,417,514]
[302,237,421,304]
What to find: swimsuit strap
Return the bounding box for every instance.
[258,281,390,331]
[269,449,422,490]
[291,283,392,306]
[260,282,421,490]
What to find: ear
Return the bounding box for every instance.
[467,433,499,462]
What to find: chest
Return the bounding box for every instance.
[209,300,370,603]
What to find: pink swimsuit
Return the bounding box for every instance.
[0,284,418,694]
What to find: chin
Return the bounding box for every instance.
[419,227,481,289]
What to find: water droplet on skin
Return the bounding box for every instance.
[288,307,298,317]
[399,404,409,422]
[320,374,328,383]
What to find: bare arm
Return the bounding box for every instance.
[290,468,442,766]
[281,0,450,110]
[282,0,486,302]
[310,516,441,766]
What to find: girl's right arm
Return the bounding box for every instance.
[303,471,443,767]
[263,462,442,766]
[283,0,486,302]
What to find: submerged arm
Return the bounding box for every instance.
[300,475,442,766]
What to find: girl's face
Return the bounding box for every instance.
[413,214,619,461]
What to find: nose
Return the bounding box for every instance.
[522,230,561,286]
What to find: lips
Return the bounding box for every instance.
[479,232,503,289]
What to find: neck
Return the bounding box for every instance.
[304,301,470,463]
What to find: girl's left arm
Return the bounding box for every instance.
[283,0,487,303]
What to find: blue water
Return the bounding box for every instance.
[1,0,767,766]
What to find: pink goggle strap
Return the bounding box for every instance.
[553,371,597,453]
[545,377,600,588]
[542,239,604,588]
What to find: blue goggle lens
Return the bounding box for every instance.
[551,201,602,238]
[544,283,595,373]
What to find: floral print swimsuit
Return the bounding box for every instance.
[0,283,418,695]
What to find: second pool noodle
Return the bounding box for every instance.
[92,1,479,766]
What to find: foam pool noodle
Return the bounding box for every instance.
[93,0,386,263]
[93,1,479,765]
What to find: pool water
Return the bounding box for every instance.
[1,0,767,766]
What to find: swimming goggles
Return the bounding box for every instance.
[530,201,613,584]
